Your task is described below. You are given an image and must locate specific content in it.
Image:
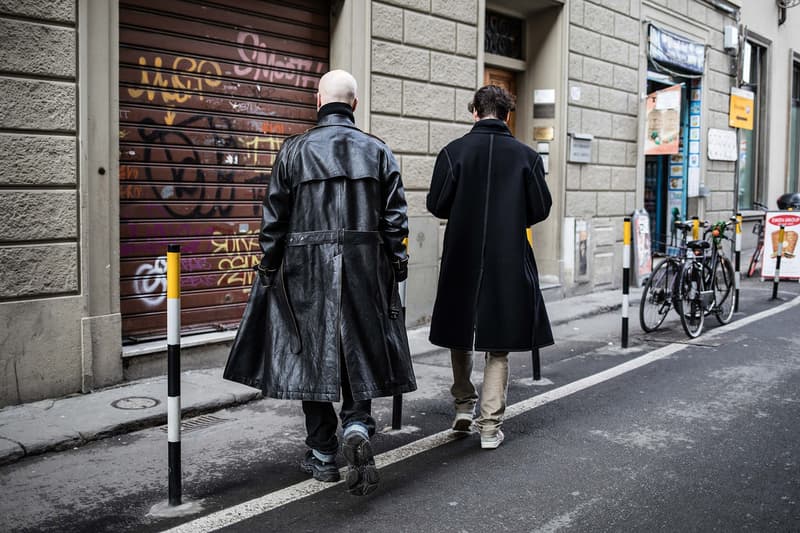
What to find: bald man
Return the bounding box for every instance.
[224,69,416,496]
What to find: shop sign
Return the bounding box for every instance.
[648,25,705,75]
[645,84,681,155]
[761,213,800,280]
[729,87,754,130]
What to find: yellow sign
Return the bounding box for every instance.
[729,87,754,130]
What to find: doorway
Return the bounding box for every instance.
[484,66,517,135]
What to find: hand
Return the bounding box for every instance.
[254,263,277,288]
[393,257,408,282]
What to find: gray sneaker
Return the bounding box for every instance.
[300,450,340,482]
[452,412,473,432]
[480,429,505,449]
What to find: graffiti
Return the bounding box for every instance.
[121,184,144,200]
[261,122,286,135]
[211,230,259,254]
[164,111,176,125]
[127,56,223,104]
[244,136,282,164]
[133,256,167,306]
[120,166,140,181]
[234,31,324,87]
[211,230,260,293]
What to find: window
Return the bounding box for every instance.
[790,59,800,192]
[738,40,768,210]
[485,11,523,59]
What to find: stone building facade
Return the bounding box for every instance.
[2,0,798,406]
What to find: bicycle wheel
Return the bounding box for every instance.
[639,259,677,332]
[677,263,704,338]
[747,242,762,277]
[713,256,735,325]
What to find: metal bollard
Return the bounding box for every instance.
[166,244,182,506]
[391,278,406,431]
[692,215,700,241]
[734,213,742,312]
[621,217,631,348]
[772,225,785,299]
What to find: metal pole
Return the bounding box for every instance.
[692,215,700,241]
[531,348,541,381]
[622,217,631,348]
[166,244,182,506]
[734,213,742,312]
[772,225,785,300]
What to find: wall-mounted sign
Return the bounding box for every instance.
[761,212,800,280]
[534,127,554,141]
[648,24,705,75]
[645,84,681,155]
[568,133,593,163]
[729,87,754,130]
[707,128,737,161]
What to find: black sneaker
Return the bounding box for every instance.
[299,450,340,482]
[342,432,379,496]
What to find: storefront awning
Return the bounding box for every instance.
[648,24,706,78]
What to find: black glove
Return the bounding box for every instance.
[254,263,277,288]
[392,257,409,283]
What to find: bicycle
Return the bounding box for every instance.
[702,219,736,326]
[746,201,768,278]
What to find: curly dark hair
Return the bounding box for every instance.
[467,85,516,121]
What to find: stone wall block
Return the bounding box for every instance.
[371,115,429,153]
[600,36,629,66]
[0,244,78,297]
[571,82,599,108]
[613,13,640,44]
[0,190,77,241]
[404,11,456,52]
[372,2,404,42]
[566,190,597,217]
[456,23,477,57]
[581,108,613,138]
[371,75,402,114]
[567,164,582,189]
[627,93,639,115]
[403,81,455,120]
[610,166,635,190]
[455,88,474,123]
[582,57,614,86]
[708,90,729,114]
[598,87,630,114]
[0,19,75,78]
[569,26,601,56]
[0,0,75,23]
[431,0,477,24]
[666,0,688,15]
[612,64,638,92]
[612,114,637,140]
[429,121,470,153]
[569,52,583,80]
[402,154,436,189]
[0,134,76,185]
[581,165,611,189]
[687,1,707,24]
[708,70,733,94]
[430,52,476,89]
[0,79,76,131]
[405,190,429,216]
[568,106,581,131]
[598,139,627,165]
[570,0,584,26]
[372,41,430,81]
[379,0,431,12]
[583,3,615,34]
[597,191,627,216]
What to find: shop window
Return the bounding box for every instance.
[790,59,800,192]
[738,40,768,210]
[485,10,523,59]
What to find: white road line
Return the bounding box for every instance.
[164,295,800,533]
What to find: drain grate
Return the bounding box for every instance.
[160,414,232,433]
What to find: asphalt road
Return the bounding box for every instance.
[2,282,799,533]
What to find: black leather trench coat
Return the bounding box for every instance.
[427,119,554,352]
[224,104,417,402]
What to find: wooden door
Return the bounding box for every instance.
[484,67,517,136]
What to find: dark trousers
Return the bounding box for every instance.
[302,364,375,455]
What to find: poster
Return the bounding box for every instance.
[645,84,682,155]
[761,212,800,280]
[631,209,652,287]
[729,87,754,130]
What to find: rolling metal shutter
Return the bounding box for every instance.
[119,0,330,341]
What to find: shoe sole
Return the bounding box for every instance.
[342,437,379,496]
[480,431,504,450]
[452,417,472,432]
[300,462,341,483]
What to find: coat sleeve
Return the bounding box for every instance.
[380,149,410,268]
[426,148,456,219]
[525,154,552,226]
[259,141,293,270]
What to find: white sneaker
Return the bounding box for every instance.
[452,412,473,432]
[480,429,504,449]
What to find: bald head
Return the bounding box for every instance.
[317,69,358,111]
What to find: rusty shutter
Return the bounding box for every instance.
[119,0,330,341]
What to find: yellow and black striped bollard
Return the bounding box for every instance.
[166,244,182,506]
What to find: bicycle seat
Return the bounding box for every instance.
[687,240,710,250]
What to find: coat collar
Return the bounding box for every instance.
[469,118,512,136]
[316,102,356,127]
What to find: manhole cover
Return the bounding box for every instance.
[111,396,160,410]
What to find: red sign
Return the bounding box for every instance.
[768,214,800,227]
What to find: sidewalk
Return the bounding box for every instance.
[0,287,637,466]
